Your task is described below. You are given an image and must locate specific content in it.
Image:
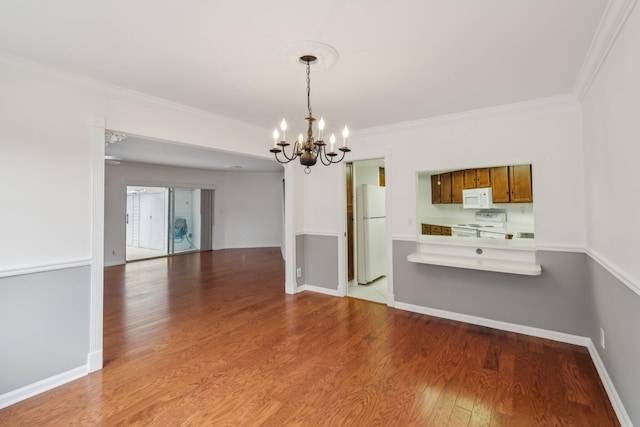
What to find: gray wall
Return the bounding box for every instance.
[393,241,592,337]
[0,266,90,394]
[587,258,640,423]
[296,234,338,290]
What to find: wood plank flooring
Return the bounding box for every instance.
[0,248,619,426]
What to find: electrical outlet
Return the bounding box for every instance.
[296,267,302,278]
[600,328,605,349]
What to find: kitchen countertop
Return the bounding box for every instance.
[421,217,534,236]
[417,234,536,249]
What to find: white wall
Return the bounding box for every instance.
[105,162,283,265]
[222,172,285,249]
[354,160,383,187]
[582,4,640,288]
[300,99,586,249]
[302,163,344,234]
[0,69,92,268]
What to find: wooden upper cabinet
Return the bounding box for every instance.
[451,170,464,203]
[428,164,531,205]
[509,164,533,202]
[462,168,491,188]
[490,166,510,203]
[440,173,452,204]
[476,168,491,188]
[431,175,442,204]
[464,169,476,189]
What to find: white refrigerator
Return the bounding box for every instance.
[356,184,386,284]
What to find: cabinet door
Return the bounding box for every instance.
[476,168,491,188]
[509,164,533,202]
[431,175,441,204]
[440,173,452,204]
[490,166,510,203]
[452,170,464,203]
[464,169,477,189]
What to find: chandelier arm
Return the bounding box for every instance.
[273,151,296,164]
[279,142,301,161]
[331,149,348,164]
[318,146,334,166]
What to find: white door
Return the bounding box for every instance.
[139,192,165,250]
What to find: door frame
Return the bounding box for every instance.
[338,151,394,307]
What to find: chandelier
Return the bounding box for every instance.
[270,55,350,174]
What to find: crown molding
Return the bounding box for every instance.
[573,0,639,100]
[0,53,264,132]
[355,94,578,136]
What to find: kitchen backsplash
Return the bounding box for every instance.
[421,203,534,225]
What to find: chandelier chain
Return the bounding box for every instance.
[306,60,312,119]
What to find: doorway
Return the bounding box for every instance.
[125,186,213,261]
[345,159,387,304]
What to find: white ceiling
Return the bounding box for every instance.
[0,0,608,169]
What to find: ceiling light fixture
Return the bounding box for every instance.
[270,54,350,174]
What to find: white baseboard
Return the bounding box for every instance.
[587,341,633,427]
[297,284,341,297]
[0,365,88,410]
[394,302,590,346]
[88,350,103,373]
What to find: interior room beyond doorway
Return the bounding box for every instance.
[346,158,388,304]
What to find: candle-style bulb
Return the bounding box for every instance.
[273,128,279,147]
[280,119,287,141]
[330,134,336,152]
[342,126,349,146]
[298,133,304,143]
[318,117,325,130]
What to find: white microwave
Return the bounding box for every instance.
[463,188,494,209]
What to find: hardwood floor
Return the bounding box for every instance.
[0,248,619,426]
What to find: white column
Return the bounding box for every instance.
[88,116,105,372]
[284,163,297,294]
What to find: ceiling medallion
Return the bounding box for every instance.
[271,42,350,174]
